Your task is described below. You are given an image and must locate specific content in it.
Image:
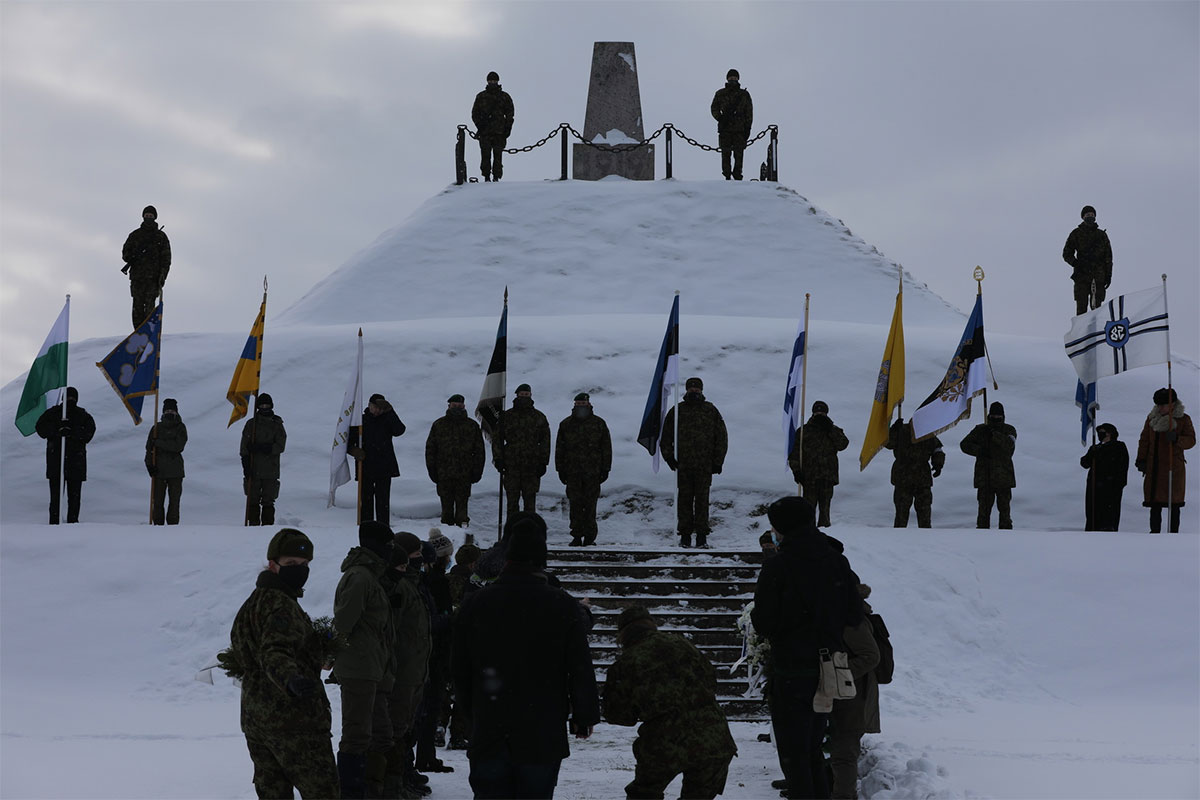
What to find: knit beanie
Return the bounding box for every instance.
[766,496,815,537]
[359,520,394,559]
[428,527,454,559]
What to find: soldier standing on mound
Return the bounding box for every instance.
[555,392,613,546]
[662,377,728,548]
[471,71,514,182]
[1062,205,1113,315]
[425,394,486,527]
[121,205,171,328]
[494,384,551,517]
[789,401,849,528]
[959,402,1018,529]
[884,417,945,528]
[710,68,753,180]
[240,393,287,526]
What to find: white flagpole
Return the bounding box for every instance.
[58,294,71,522]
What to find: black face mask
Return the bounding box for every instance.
[572,406,592,419]
[257,407,274,417]
[513,396,533,409]
[684,392,703,403]
[408,557,425,573]
[278,563,309,590]
[448,407,467,418]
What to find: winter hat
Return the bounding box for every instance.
[686,377,704,391]
[726,68,739,80]
[257,393,274,409]
[858,583,872,599]
[455,542,481,566]
[758,530,775,547]
[812,400,829,414]
[988,402,1005,419]
[421,541,437,564]
[359,520,394,559]
[506,525,547,567]
[393,530,422,557]
[267,528,313,562]
[369,393,386,405]
[162,398,178,412]
[767,496,815,537]
[1153,387,1177,406]
[65,386,79,402]
[1080,205,1096,219]
[515,383,532,395]
[1096,423,1119,440]
[447,394,465,404]
[617,605,652,632]
[142,205,158,219]
[428,527,454,559]
[487,71,499,82]
[574,392,590,402]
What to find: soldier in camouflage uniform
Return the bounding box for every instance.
[145,397,187,525]
[240,393,287,526]
[471,71,515,182]
[884,418,945,528]
[425,394,486,526]
[121,205,171,328]
[228,528,339,799]
[495,383,551,517]
[1062,205,1113,315]
[603,606,737,800]
[555,392,613,546]
[662,377,729,548]
[710,69,753,180]
[959,402,1018,529]
[788,401,849,528]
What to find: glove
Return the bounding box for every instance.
[121,264,131,275]
[376,399,393,413]
[600,473,609,484]
[791,469,804,485]
[254,442,272,454]
[713,465,723,475]
[146,464,158,478]
[1135,459,1146,473]
[347,446,365,460]
[932,467,942,478]
[664,455,678,472]
[285,675,316,698]
[243,477,251,496]
[1166,430,1179,443]
[58,424,72,437]
[536,465,546,478]
[558,473,568,486]
[493,456,505,472]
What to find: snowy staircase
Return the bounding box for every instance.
[547,547,768,721]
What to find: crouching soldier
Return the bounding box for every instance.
[884,418,944,528]
[228,528,339,799]
[603,606,737,800]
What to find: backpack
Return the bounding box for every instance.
[867,612,894,684]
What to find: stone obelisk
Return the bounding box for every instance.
[573,42,654,180]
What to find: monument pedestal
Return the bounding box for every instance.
[572,144,655,181]
[572,42,654,181]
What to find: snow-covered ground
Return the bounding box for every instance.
[2,179,1197,798]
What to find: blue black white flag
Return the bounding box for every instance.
[782,322,806,458]
[1076,380,1098,447]
[637,294,680,472]
[476,291,508,442]
[96,302,162,425]
[912,294,988,441]
[1064,286,1169,385]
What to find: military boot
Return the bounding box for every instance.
[679,533,692,548]
[365,751,388,799]
[337,751,368,800]
[695,533,709,549]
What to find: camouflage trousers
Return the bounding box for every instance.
[718,130,748,180]
[245,732,338,800]
[677,470,713,536]
[803,479,836,527]
[437,479,472,525]
[626,736,731,800]
[977,487,1013,529]
[1073,277,1107,316]
[893,485,932,528]
[565,479,601,542]
[503,472,540,517]
[129,276,160,329]
[478,136,507,180]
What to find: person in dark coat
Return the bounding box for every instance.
[425,394,486,527]
[495,383,551,517]
[959,402,1018,529]
[828,584,882,800]
[710,68,753,180]
[1062,205,1113,315]
[662,377,729,548]
[228,528,339,800]
[145,397,188,525]
[884,418,945,528]
[751,496,861,800]
[240,393,287,526]
[555,392,613,546]
[1135,388,1196,533]
[121,205,171,328]
[349,393,406,525]
[788,400,850,528]
[34,386,96,524]
[452,524,600,799]
[1080,422,1129,531]
[471,71,515,182]
[603,606,737,800]
[414,532,456,775]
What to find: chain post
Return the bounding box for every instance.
[455,126,467,186]
[560,123,568,180]
[664,125,673,179]
[769,125,779,181]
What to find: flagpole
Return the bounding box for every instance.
[673,290,680,529]
[797,294,810,496]
[148,289,163,524]
[1162,273,1176,531]
[355,328,364,524]
[497,288,509,542]
[58,294,71,523]
[895,265,904,422]
[974,267,996,413]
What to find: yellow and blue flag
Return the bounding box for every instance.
[227,290,266,427]
[859,290,905,471]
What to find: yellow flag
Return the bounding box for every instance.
[226,293,266,427]
[859,291,904,470]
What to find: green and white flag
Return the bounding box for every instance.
[14,299,70,436]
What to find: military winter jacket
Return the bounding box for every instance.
[229,570,333,738]
[959,419,1018,489]
[1136,403,1195,506]
[790,414,849,484]
[752,531,861,678]
[555,411,612,484]
[240,411,287,480]
[661,396,728,475]
[603,628,737,765]
[497,399,551,477]
[122,220,172,285]
[1062,221,1113,286]
[472,84,515,139]
[453,566,600,764]
[35,402,96,481]
[333,547,392,683]
[885,420,944,489]
[350,406,406,478]
[145,416,187,479]
[1080,438,1128,492]
[710,81,753,136]
[425,410,486,484]
[381,568,432,688]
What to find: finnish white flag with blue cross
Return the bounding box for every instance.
[1064,286,1169,385]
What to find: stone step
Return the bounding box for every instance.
[548,548,764,566]
[581,594,750,612]
[560,578,757,597]
[590,608,743,630]
[554,563,761,581]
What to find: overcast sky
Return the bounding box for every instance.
[2,1,1197,387]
